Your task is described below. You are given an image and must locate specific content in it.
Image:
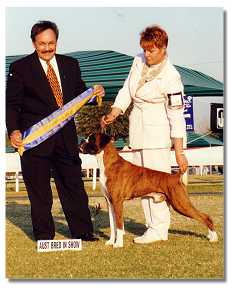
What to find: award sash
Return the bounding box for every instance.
[18,88,101,156]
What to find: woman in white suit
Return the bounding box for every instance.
[101,25,188,244]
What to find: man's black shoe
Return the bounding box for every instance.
[77,233,99,241]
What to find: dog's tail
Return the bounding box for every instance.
[168,174,215,231]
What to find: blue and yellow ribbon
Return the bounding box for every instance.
[18,88,102,156]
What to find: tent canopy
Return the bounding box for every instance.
[6,50,224,100]
[187,132,223,147]
[114,132,223,149]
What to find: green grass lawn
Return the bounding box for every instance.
[6,176,224,280]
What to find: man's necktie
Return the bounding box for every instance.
[46,61,63,107]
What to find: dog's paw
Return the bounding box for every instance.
[207,230,218,242]
[113,242,123,248]
[105,239,115,246]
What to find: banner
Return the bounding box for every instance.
[183,95,194,131]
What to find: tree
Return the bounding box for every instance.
[74,101,132,139]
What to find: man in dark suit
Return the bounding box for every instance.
[6,20,105,242]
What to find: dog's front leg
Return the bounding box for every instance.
[104,195,116,245]
[112,199,124,248]
[114,229,124,248]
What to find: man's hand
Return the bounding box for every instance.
[175,152,188,173]
[10,130,22,148]
[93,84,105,99]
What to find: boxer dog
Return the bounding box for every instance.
[79,133,218,248]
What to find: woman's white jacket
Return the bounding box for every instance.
[113,53,187,149]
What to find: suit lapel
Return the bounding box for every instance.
[30,51,58,108]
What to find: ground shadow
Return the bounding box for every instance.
[57,203,208,240]
[6,202,34,241]
[169,228,207,240]
[6,201,207,242]
[6,201,71,241]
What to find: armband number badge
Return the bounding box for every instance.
[167,92,184,109]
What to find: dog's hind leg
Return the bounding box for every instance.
[104,195,116,245]
[207,229,218,242]
[169,183,218,242]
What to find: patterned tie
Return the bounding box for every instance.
[46,61,63,107]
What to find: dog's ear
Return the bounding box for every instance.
[99,133,112,149]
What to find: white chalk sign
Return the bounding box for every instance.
[37,239,82,252]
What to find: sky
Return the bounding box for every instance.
[5,6,224,81]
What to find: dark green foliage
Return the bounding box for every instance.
[75,101,133,139]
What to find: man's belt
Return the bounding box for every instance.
[18,88,102,156]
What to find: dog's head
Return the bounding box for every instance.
[79,133,112,155]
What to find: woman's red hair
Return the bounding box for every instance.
[140,25,168,49]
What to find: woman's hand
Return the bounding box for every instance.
[100,107,122,128]
[175,152,188,173]
[173,137,188,173]
[100,113,116,128]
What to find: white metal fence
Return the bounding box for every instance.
[6,146,223,192]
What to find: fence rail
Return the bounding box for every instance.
[6,146,223,192]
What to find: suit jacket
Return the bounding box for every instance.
[6,51,86,156]
[112,53,187,149]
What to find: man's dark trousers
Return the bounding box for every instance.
[20,131,93,240]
